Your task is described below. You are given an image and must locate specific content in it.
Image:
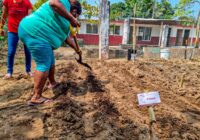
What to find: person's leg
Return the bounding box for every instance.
[6,32,19,76]
[18,26,52,104]
[48,52,57,88]
[30,43,54,103]
[48,65,56,84]
[24,44,32,75]
[31,70,49,103]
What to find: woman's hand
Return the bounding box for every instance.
[49,0,80,26]
[70,16,80,27]
[76,48,82,56]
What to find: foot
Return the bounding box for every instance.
[3,73,12,80]
[28,96,53,106]
[27,72,34,77]
[47,82,59,89]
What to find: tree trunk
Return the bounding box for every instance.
[122,18,130,45]
[133,4,137,50]
[99,0,110,60]
[195,10,200,48]
[160,25,169,48]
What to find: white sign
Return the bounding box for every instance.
[137,91,161,106]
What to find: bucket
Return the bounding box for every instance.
[127,49,137,61]
[160,48,170,60]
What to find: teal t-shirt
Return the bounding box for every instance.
[20,0,70,49]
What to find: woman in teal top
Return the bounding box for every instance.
[18,0,82,105]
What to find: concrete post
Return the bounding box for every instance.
[99,0,110,60]
[122,18,130,45]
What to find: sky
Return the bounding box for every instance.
[30,0,199,18]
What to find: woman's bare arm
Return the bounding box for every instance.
[49,0,80,27]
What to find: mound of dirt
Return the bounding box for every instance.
[0,58,200,140]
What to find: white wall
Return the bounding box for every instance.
[79,22,87,34]
[128,24,161,37]
[170,26,196,38]
[79,21,124,35]
[79,21,197,38]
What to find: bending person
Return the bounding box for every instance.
[18,0,82,105]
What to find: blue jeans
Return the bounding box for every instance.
[7,32,32,74]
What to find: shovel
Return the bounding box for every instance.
[70,25,92,70]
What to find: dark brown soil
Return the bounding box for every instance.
[0,51,200,140]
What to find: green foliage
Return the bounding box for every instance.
[81,0,99,19]
[136,0,154,18]
[124,0,137,17]
[112,0,174,19]
[0,0,7,43]
[0,0,3,16]
[178,16,195,26]
[79,0,99,24]
[31,0,197,22]
[155,0,174,19]
[110,2,127,20]
[174,0,200,19]
[123,0,155,18]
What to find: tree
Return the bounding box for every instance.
[0,0,3,16]
[155,0,174,19]
[80,0,99,24]
[136,0,155,18]
[178,0,200,7]
[110,2,127,20]
[175,0,200,47]
[81,0,99,19]
[174,0,200,18]
[124,0,174,19]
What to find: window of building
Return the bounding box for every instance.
[138,27,152,41]
[86,24,98,34]
[110,25,120,35]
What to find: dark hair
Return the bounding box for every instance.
[70,1,82,15]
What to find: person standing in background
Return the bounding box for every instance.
[0,0,33,79]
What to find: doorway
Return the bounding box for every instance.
[175,29,183,46]
[166,28,171,47]
[182,30,190,46]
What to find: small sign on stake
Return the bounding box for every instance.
[137,91,161,140]
[137,91,161,107]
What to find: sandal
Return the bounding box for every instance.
[47,82,59,89]
[3,73,12,80]
[27,72,34,77]
[27,97,53,106]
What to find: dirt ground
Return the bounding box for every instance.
[0,47,200,140]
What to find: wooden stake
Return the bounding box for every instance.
[185,40,188,59]
[179,73,186,88]
[148,106,158,140]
